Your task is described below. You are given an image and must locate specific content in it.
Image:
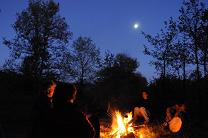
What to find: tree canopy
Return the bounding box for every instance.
[61,36,101,84]
[3,0,72,79]
[143,0,208,80]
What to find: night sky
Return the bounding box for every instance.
[0,0,183,81]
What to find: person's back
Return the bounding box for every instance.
[31,80,56,138]
[49,103,94,138]
[86,105,100,138]
[47,83,95,138]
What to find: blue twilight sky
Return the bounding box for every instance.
[0,0,184,81]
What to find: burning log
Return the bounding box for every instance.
[121,133,135,138]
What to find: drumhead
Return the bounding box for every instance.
[169,116,182,133]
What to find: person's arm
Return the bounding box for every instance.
[80,112,95,138]
[86,115,96,138]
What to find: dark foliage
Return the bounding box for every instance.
[3,0,72,79]
[94,53,147,113]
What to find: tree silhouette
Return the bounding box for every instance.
[62,37,100,84]
[200,9,208,76]
[3,0,71,79]
[96,53,147,111]
[143,0,208,80]
[178,0,205,80]
[142,18,177,78]
[169,34,192,81]
[102,50,115,68]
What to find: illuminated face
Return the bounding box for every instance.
[142,91,148,100]
[181,104,186,112]
[47,83,56,98]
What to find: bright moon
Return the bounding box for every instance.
[133,23,139,29]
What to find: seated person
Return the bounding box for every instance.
[163,102,187,133]
[31,80,56,138]
[132,91,153,125]
[46,83,95,138]
[165,103,186,123]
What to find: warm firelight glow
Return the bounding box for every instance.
[100,108,183,138]
[100,110,157,138]
[110,111,134,137]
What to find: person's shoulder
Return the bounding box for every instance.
[75,109,87,118]
[33,95,46,108]
[65,105,85,117]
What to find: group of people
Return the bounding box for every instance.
[132,90,187,133]
[31,80,97,138]
[31,80,187,138]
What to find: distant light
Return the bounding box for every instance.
[133,23,139,29]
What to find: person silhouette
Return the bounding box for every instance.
[47,83,95,138]
[132,90,154,125]
[31,80,57,138]
[163,102,187,133]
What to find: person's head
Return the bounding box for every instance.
[166,107,176,118]
[42,80,56,98]
[53,83,77,107]
[142,91,149,100]
[176,103,186,112]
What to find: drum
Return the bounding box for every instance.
[168,116,182,133]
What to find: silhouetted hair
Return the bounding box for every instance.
[53,83,77,107]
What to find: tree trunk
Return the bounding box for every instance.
[203,51,207,76]
[194,38,200,81]
[183,60,186,94]
[183,60,186,81]
[163,54,166,78]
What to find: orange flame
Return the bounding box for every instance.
[100,110,156,138]
[110,111,134,137]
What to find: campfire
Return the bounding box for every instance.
[100,107,184,138]
[110,111,134,137]
[100,110,156,138]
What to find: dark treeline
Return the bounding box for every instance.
[0,0,208,137]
